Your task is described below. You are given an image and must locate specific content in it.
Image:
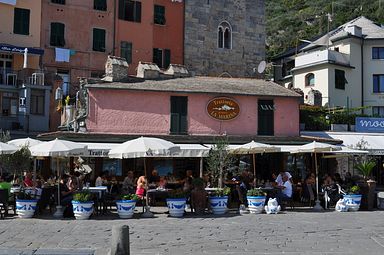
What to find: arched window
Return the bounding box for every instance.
[305,73,315,86]
[218,21,232,49]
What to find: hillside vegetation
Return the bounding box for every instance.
[266,0,384,59]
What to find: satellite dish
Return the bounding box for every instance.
[257,61,266,74]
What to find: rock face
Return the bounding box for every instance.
[184,0,265,78]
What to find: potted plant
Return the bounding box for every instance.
[246,188,266,214]
[166,189,186,217]
[354,159,376,210]
[116,194,139,219]
[209,187,230,215]
[16,189,38,218]
[72,191,94,220]
[343,185,362,212]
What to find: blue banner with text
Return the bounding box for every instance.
[355,117,384,133]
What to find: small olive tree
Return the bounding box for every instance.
[206,137,236,188]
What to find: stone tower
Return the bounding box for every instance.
[184,0,265,78]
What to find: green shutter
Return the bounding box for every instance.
[164,49,171,69]
[170,96,188,134]
[14,8,30,35]
[94,0,107,11]
[118,0,125,19]
[154,5,165,25]
[50,23,65,46]
[120,41,132,63]
[153,48,163,68]
[258,100,274,136]
[135,1,141,22]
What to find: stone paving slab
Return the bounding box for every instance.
[0,208,383,254]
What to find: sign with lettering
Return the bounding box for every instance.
[355,117,384,133]
[207,97,240,121]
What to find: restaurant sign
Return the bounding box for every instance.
[207,97,240,121]
[356,117,384,133]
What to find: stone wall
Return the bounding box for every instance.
[184,0,265,78]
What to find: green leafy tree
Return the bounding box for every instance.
[206,137,235,189]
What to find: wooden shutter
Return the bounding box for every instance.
[135,1,141,22]
[164,49,171,69]
[50,23,65,47]
[258,100,274,136]
[93,28,106,52]
[170,96,187,134]
[153,48,163,68]
[120,41,132,63]
[14,8,30,35]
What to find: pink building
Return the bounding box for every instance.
[85,76,300,140]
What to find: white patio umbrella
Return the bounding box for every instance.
[229,140,281,180]
[291,141,340,211]
[0,142,18,154]
[109,137,180,217]
[29,138,87,217]
[8,137,43,148]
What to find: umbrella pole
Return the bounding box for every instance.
[313,152,323,211]
[142,157,153,218]
[53,157,64,218]
[252,154,256,186]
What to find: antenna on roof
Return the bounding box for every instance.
[255,60,266,74]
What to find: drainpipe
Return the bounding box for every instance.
[113,0,117,55]
[361,38,364,114]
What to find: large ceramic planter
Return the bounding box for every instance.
[72,201,94,220]
[166,198,186,217]
[16,199,38,218]
[209,196,228,215]
[116,200,137,219]
[247,196,266,214]
[343,194,362,212]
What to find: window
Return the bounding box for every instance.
[170,96,188,134]
[153,48,171,69]
[57,71,70,96]
[154,5,165,25]
[335,69,347,90]
[305,73,315,86]
[373,74,384,93]
[120,41,132,63]
[372,47,384,59]
[50,23,65,47]
[51,0,65,4]
[93,28,106,52]
[1,92,18,116]
[258,100,274,136]
[118,0,141,23]
[217,21,232,49]
[94,0,107,11]
[30,89,45,115]
[13,8,30,35]
[372,106,384,117]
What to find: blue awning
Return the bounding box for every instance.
[0,43,44,55]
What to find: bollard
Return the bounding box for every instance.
[110,225,130,255]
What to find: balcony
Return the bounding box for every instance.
[0,68,48,87]
[295,50,350,69]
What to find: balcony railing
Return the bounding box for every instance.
[295,49,350,68]
[0,68,50,87]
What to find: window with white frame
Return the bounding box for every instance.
[305,73,315,86]
[218,21,232,49]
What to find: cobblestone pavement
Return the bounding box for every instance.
[0,208,383,255]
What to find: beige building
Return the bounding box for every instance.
[275,16,384,116]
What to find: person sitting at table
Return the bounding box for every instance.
[276,174,293,206]
[135,176,147,199]
[183,170,194,192]
[158,176,167,189]
[23,171,34,187]
[275,171,292,186]
[60,174,75,217]
[122,171,135,194]
[148,169,160,185]
[95,171,108,187]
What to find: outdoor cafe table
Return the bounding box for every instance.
[82,186,108,214]
[147,188,171,205]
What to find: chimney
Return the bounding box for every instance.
[345,25,362,38]
[136,61,160,79]
[163,64,189,78]
[102,55,129,82]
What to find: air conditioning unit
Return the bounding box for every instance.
[6,73,17,86]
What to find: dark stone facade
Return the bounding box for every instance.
[184,0,265,78]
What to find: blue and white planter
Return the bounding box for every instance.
[72,201,94,220]
[166,198,187,217]
[116,200,137,219]
[209,196,228,215]
[343,194,362,212]
[247,196,266,214]
[16,199,38,218]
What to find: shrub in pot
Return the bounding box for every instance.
[16,189,38,218]
[72,191,94,220]
[209,187,230,215]
[246,188,266,214]
[343,185,362,212]
[166,189,187,217]
[116,194,139,219]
